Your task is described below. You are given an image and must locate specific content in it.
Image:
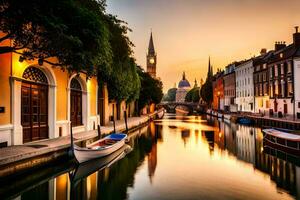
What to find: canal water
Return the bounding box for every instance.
[1,114,299,200]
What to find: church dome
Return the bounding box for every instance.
[178,72,191,88]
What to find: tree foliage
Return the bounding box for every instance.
[162,88,177,102]
[185,87,200,102]
[200,79,213,106]
[98,14,140,102]
[137,67,163,111]
[0,0,111,76]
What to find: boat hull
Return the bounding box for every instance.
[263,139,300,156]
[74,139,125,163]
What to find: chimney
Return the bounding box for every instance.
[260,48,267,55]
[275,41,286,51]
[293,26,300,47]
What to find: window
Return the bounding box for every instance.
[287,82,293,97]
[274,80,279,96]
[269,66,273,78]
[274,65,278,77]
[270,84,274,98]
[287,62,292,73]
[280,64,284,75]
[263,64,267,69]
[263,83,268,96]
[281,80,285,97]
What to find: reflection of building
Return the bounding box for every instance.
[175,72,191,102]
[214,121,225,150]
[224,122,237,155]
[181,129,191,147]
[148,142,157,183]
[236,125,255,164]
[202,130,214,153]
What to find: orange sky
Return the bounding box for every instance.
[107,0,300,92]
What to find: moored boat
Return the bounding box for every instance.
[262,128,300,156]
[70,125,127,163]
[237,117,254,125]
[175,106,189,116]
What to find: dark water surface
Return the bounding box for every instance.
[1,114,299,200]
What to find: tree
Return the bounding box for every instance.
[163,88,177,102]
[0,0,111,76]
[98,14,140,102]
[200,81,213,106]
[185,87,200,102]
[137,67,163,111]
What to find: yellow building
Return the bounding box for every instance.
[0,38,105,146]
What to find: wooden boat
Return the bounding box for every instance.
[262,128,300,156]
[70,145,132,184]
[70,124,127,163]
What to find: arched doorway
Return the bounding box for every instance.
[70,78,83,127]
[21,67,49,143]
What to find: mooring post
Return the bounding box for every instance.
[97,124,101,139]
[124,110,128,134]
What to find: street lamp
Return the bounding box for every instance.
[217,91,221,113]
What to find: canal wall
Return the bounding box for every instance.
[0,109,164,179]
[206,109,300,131]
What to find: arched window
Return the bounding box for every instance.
[22,67,48,84]
[70,78,82,127]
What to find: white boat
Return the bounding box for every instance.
[70,128,127,163]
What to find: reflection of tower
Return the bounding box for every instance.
[148,122,158,184]
[202,130,214,153]
[181,129,190,147]
[146,31,157,78]
[148,142,157,184]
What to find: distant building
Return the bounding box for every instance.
[175,72,191,102]
[212,70,224,111]
[146,32,157,78]
[223,63,237,112]
[235,60,255,112]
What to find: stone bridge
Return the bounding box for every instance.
[158,101,206,114]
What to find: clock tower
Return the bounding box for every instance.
[147,31,157,78]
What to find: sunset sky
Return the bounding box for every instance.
[107,0,300,92]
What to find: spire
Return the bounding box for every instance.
[182,71,186,80]
[194,79,198,87]
[148,31,155,55]
[207,56,213,79]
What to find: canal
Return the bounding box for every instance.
[1,114,299,200]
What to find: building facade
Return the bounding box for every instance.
[212,71,224,111]
[253,50,273,114]
[146,32,157,78]
[267,28,300,118]
[223,63,237,112]
[0,45,101,146]
[235,60,255,112]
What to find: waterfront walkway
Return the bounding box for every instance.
[0,111,162,177]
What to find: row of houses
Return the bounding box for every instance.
[0,37,155,147]
[212,27,300,119]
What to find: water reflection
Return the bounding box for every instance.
[1,114,299,200]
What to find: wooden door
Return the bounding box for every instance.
[70,90,82,126]
[21,82,48,143]
[284,104,288,114]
